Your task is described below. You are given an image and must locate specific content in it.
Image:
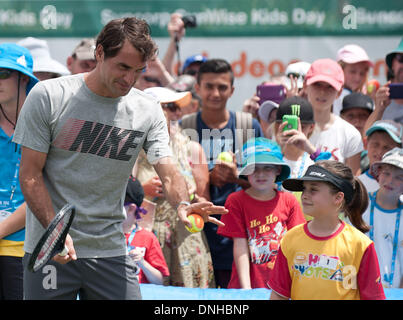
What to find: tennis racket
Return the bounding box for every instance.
[28,204,76,272]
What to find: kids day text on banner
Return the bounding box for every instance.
[1,1,402,110]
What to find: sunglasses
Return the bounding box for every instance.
[0,69,13,80]
[143,76,162,86]
[163,102,181,112]
[287,72,305,79]
[184,69,198,76]
[394,53,403,63]
[124,202,148,220]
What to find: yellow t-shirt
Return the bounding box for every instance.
[268,221,385,300]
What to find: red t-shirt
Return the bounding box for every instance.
[217,189,305,289]
[125,228,170,284]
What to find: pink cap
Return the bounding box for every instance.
[337,44,374,67]
[305,59,345,91]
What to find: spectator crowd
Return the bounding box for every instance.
[0,13,402,300]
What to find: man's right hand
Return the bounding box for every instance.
[52,234,77,264]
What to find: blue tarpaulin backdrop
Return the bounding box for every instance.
[140,284,403,300]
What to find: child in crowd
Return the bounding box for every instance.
[333,44,373,116]
[363,148,403,288]
[269,160,385,300]
[217,138,305,289]
[305,58,364,175]
[340,92,374,139]
[340,92,375,172]
[358,120,402,193]
[124,176,169,285]
[275,96,331,179]
[257,100,278,140]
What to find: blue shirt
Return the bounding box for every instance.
[193,111,263,270]
[0,129,25,241]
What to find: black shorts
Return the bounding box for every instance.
[22,254,141,300]
[0,256,23,300]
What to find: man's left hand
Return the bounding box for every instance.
[177,201,228,228]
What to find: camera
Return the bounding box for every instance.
[182,15,197,28]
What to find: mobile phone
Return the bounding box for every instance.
[282,115,299,131]
[256,84,286,105]
[389,83,403,99]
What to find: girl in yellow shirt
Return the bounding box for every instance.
[268,160,385,300]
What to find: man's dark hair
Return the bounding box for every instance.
[197,59,234,85]
[96,17,158,62]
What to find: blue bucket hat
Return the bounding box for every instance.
[239,137,290,182]
[0,43,39,94]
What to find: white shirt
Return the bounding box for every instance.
[309,115,364,164]
[332,88,351,116]
[358,170,379,193]
[283,153,315,179]
[362,194,403,288]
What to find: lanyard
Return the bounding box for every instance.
[369,191,402,287]
[127,225,138,251]
[297,152,308,178]
[9,144,21,208]
[126,225,141,275]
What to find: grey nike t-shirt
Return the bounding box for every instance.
[13,74,171,258]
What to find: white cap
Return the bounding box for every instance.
[17,37,70,76]
[144,87,192,108]
[72,38,96,60]
[337,44,374,67]
[284,61,311,89]
[371,147,403,173]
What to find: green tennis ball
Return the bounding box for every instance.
[217,151,233,163]
[185,214,204,233]
[367,79,380,94]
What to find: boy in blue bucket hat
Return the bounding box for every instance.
[0,43,38,299]
[238,137,291,181]
[217,137,305,289]
[0,43,38,94]
[0,43,39,133]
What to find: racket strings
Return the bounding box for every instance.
[29,205,75,272]
[35,217,69,268]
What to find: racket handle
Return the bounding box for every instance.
[58,246,69,257]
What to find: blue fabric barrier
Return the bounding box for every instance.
[140,284,403,300]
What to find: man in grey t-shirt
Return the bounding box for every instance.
[13,17,227,300]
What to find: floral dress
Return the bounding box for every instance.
[136,129,215,288]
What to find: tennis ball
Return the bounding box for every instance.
[217,151,233,163]
[185,213,204,233]
[367,79,380,94]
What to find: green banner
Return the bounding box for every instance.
[0,0,402,38]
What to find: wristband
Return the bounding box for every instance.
[309,148,321,161]
[176,201,191,210]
